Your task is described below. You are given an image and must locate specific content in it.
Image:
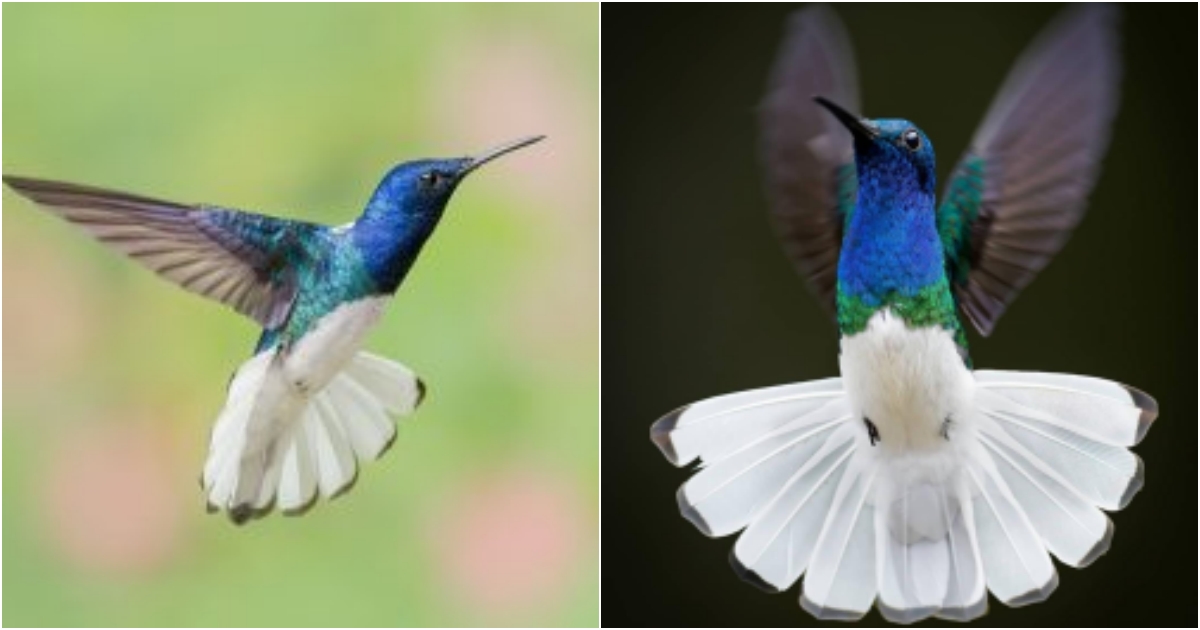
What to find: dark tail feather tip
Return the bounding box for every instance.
[729,548,781,593]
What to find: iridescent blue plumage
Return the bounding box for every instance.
[351,157,472,293]
[835,118,941,306]
[810,98,965,351]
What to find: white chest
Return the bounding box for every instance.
[282,296,389,391]
[838,309,974,452]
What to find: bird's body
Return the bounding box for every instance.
[841,310,971,455]
[652,5,1157,623]
[253,231,376,353]
[6,135,543,523]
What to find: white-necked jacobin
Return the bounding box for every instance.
[5,134,544,524]
[650,5,1158,623]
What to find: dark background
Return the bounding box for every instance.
[604,4,1195,627]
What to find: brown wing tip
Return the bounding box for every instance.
[3,174,44,200]
[2,174,189,209]
[961,291,999,337]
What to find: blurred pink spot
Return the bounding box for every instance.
[425,30,596,220]
[41,419,185,575]
[427,467,586,620]
[424,27,599,363]
[3,240,96,397]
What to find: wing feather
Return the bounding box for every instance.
[937,5,1122,335]
[4,175,324,328]
[759,5,860,317]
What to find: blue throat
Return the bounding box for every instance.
[351,196,444,294]
[837,125,943,306]
[350,162,458,292]
[349,158,468,294]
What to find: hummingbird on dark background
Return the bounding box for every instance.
[650,5,1157,623]
[5,134,543,524]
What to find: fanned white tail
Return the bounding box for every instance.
[203,350,423,523]
[651,370,1155,623]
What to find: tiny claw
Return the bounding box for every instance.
[864,417,880,446]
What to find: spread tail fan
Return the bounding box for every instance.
[651,371,1155,622]
[203,350,424,524]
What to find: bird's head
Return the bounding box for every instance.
[815,97,936,202]
[353,135,543,292]
[370,135,545,219]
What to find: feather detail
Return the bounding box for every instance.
[652,368,1154,622]
[203,350,422,523]
[3,175,323,328]
[937,5,1122,335]
[759,4,860,316]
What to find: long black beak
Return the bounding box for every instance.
[459,135,545,176]
[814,96,878,142]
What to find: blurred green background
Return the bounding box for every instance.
[604,4,1194,627]
[4,4,597,627]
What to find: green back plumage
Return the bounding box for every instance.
[256,233,381,351]
[936,154,985,289]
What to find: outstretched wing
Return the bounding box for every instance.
[937,4,1121,336]
[5,175,326,329]
[759,4,860,318]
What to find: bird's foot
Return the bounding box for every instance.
[864,417,880,446]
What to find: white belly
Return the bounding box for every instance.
[282,296,389,394]
[838,309,975,453]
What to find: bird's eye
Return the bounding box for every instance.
[419,171,442,188]
[902,129,921,151]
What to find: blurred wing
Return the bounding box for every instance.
[5,175,324,328]
[937,4,1122,336]
[759,4,860,317]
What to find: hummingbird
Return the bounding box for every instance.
[650,5,1156,623]
[5,134,544,524]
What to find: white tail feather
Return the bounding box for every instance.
[977,386,1144,510]
[801,459,878,620]
[653,369,1155,622]
[968,449,1058,606]
[732,423,856,590]
[676,396,851,538]
[933,480,987,621]
[975,370,1155,446]
[276,420,316,513]
[977,411,1113,568]
[203,350,423,523]
[651,378,844,467]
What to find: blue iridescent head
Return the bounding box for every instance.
[366,135,545,220]
[816,97,945,305]
[354,135,543,292]
[815,96,936,202]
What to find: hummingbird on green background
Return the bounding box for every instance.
[650,5,1157,623]
[6,134,543,524]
